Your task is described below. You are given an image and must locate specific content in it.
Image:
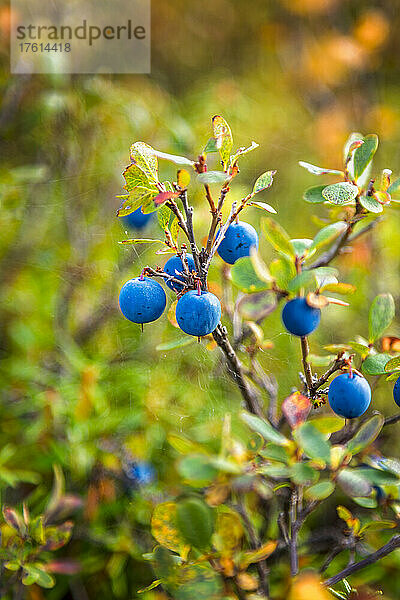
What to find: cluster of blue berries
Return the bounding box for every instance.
[118,217,258,337]
[118,211,395,421]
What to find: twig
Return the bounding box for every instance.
[212,323,264,418]
[384,413,400,426]
[235,501,271,598]
[289,489,299,576]
[204,201,236,273]
[311,355,348,392]
[206,188,229,255]
[300,336,314,392]
[323,535,400,587]
[165,199,190,240]
[179,191,204,285]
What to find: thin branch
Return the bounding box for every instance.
[212,323,264,418]
[179,190,204,284]
[300,336,313,392]
[289,489,299,576]
[235,501,271,598]
[204,201,236,273]
[323,535,400,587]
[384,413,400,426]
[165,199,190,240]
[309,354,348,396]
[206,187,229,255]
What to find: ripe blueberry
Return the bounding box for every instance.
[121,207,152,230]
[126,461,156,486]
[119,276,166,324]
[393,375,400,407]
[176,289,221,337]
[282,297,321,337]
[217,221,259,265]
[164,254,196,291]
[328,372,371,419]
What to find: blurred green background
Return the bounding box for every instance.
[1,0,400,597]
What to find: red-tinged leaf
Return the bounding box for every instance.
[282,392,311,429]
[373,190,391,205]
[326,297,350,306]
[154,191,180,206]
[46,560,81,575]
[2,507,25,534]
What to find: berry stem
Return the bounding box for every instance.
[139,269,146,281]
[197,279,202,296]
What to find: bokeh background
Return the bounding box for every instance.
[1,0,400,597]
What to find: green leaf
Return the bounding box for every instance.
[156,338,196,352]
[138,580,162,593]
[248,201,277,214]
[385,356,400,372]
[178,455,218,485]
[176,498,214,550]
[369,293,395,343]
[353,497,377,508]
[151,503,186,554]
[170,564,223,600]
[348,342,370,358]
[290,462,318,485]
[212,115,233,169]
[359,520,396,534]
[357,467,400,485]
[240,411,289,446]
[229,141,259,166]
[270,256,296,288]
[362,353,391,375]
[298,161,343,176]
[253,170,276,195]
[197,171,228,185]
[322,182,359,205]
[130,142,159,181]
[388,177,400,198]
[307,354,335,367]
[337,469,372,497]
[203,137,220,154]
[119,164,159,215]
[291,238,313,257]
[320,282,356,295]
[153,149,194,166]
[287,270,318,293]
[261,217,295,258]
[303,185,327,204]
[260,443,290,463]
[347,414,384,455]
[293,422,331,464]
[309,416,345,435]
[353,134,379,181]
[259,464,290,478]
[153,545,177,580]
[304,480,335,500]
[230,257,270,293]
[359,194,383,214]
[309,222,347,252]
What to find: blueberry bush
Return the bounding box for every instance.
[113,118,400,599]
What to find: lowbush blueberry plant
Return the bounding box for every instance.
[114,118,400,599]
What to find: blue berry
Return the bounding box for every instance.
[119,276,166,324]
[328,372,371,419]
[176,290,221,337]
[282,297,321,337]
[121,208,152,230]
[217,221,259,265]
[393,375,400,407]
[164,254,196,291]
[126,461,156,486]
